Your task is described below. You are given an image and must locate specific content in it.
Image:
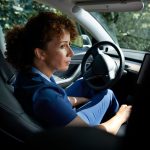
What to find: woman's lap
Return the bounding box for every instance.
[65,78,119,125]
[65,78,95,98]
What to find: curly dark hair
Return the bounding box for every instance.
[5,12,78,71]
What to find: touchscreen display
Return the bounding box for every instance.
[137,53,150,85]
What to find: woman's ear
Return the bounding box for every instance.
[34,48,46,60]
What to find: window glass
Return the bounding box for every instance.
[0,1,86,54]
[91,3,150,52]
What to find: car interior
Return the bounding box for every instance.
[0,0,150,149]
[0,31,123,149]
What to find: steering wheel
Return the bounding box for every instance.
[81,41,125,90]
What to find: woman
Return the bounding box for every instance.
[5,12,131,135]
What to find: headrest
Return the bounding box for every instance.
[0,24,16,85]
[0,25,6,58]
[0,50,16,85]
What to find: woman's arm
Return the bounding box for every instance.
[66,104,132,135]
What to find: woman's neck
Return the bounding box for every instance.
[33,62,53,78]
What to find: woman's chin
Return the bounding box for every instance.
[59,66,69,72]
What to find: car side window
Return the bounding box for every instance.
[70,23,93,54]
[0,1,92,55]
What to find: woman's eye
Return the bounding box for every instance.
[60,43,70,49]
[60,45,65,49]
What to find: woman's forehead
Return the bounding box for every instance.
[52,30,70,42]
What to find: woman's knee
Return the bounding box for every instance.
[99,89,116,102]
[97,89,114,96]
[107,89,114,96]
[107,89,119,107]
[107,89,117,100]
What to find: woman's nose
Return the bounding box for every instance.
[68,46,74,57]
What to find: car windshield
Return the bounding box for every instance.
[90,3,150,52]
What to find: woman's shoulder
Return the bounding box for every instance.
[15,70,65,95]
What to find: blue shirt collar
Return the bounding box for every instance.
[31,67,51,83]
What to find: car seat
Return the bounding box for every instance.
[0,25,44,145]
[0,49,44,144]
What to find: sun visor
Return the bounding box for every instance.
[75,0,144,12]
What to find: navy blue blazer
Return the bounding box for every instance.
[14,70,77,127]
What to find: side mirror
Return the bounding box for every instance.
[81,34,92,48]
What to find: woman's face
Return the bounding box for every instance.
[43,30,74,72]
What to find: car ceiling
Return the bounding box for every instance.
[35,0,145,12]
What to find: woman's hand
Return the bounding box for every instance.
[99,104,132,135]
[68,96,89,107]
[115,104,132,124]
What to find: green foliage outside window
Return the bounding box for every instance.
[0,0,60,32]
[100,4,150,51]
